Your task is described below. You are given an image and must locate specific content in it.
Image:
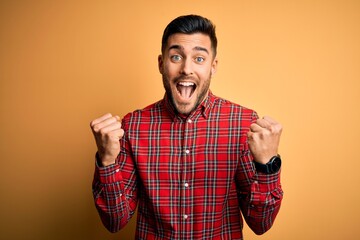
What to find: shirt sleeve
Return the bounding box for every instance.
[92,116,138,233]
[237,110,284,235]
[239,159,283,235]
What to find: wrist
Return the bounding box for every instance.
[96,152,116,167]
[253,152,278,164]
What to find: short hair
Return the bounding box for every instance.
[161,15,218,57]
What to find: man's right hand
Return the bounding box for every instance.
[90,113,124,167]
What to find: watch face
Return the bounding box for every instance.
[271,157,282,173]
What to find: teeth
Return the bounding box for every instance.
[178,82,194,87]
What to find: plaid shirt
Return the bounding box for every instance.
[93,91,283,239]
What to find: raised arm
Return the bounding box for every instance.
[90,113,138,232]
[238,115,283,235]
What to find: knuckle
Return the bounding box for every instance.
[92,126,100,132]
[99,128,108,135]
[90,120,98,128]
[114,121,122,128]
[268,125,275,133]
[259,132,266,138]
[273,124,282,133]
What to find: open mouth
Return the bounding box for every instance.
[176,82,196,99]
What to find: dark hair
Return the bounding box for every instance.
[161,15,217,57]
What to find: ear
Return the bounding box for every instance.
[158,55,164,74]
[211,57,218,76]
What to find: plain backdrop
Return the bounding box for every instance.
[1,0,359,239]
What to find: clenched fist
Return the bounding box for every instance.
[247,116,282,164]
[90,113,124,167]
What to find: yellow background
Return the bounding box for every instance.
[1,0,359,239]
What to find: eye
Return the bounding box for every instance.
[195,56,205,63]
[170,55,182,62]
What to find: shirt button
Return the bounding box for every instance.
[187,119,192,123]
[183,214,188,219]
[185,149,190,154]
[184,182,189,188]
[115,169,120,173]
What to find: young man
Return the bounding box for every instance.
[90,15,283,239]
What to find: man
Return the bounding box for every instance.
[90,15,283,239]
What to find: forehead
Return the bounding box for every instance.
[166,33,212,52]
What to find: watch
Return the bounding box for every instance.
[254,155,282,174]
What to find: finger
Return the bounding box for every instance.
[101,128,124,140]
[263,116,278,125]
[93,116,120,132]
[113,128,125,139]
[109,129,125,141]
[247,131,259,142]
[90,113,113,127]
[256,118,271,129]
[250,123,263,132]
[263,116,283,133]
[99,121,122,135]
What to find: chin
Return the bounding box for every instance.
[174,99,200,115]
[177,109,193,115]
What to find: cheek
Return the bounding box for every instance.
[198,66,212,79]
[164,62,179,75]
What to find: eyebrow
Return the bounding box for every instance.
[168,45,209,54]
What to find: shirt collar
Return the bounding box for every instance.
[163,90,215,121]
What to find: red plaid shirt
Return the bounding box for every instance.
[93,91,283,239]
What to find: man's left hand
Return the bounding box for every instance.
[247,116,283,164]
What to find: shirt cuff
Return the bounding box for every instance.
[95,153,123,184]
[253,170,281,192]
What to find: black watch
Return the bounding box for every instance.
[254,155,282,174]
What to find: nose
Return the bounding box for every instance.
[180,58,193,75]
